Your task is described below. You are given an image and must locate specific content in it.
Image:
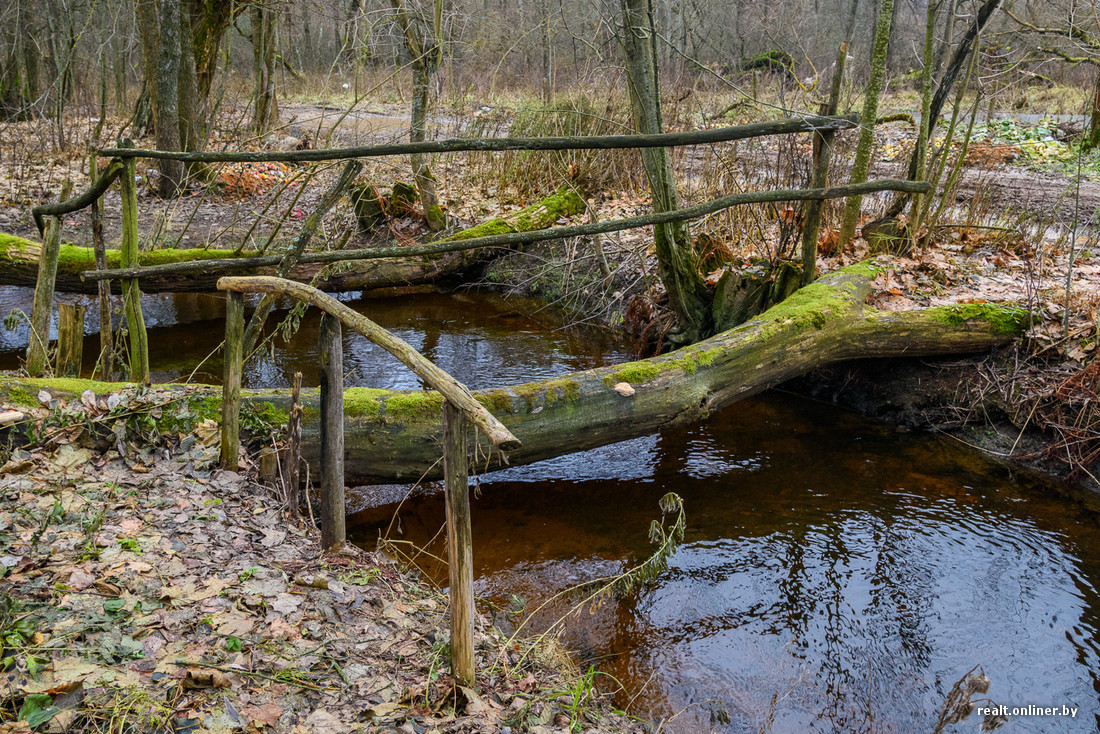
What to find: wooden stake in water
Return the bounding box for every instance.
[319,314,345,550]
[27,181,72,377]
[57,304,86,377]
[119,139,149,383]
[443,400,475,687]
[89,154,113,379]
[220,291,243,471]
[285,371,303,519]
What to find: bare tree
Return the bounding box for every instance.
[391,0,446,231]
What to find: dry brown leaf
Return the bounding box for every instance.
[182,668,232,689]
[240,703,284,727]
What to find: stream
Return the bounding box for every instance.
[2,286,1098,731]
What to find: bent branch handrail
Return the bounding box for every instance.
[216,275,521,451]
[31,160,124,235]
[97,114,860,163]
[82,179,930,282]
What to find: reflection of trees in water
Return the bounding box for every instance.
[602,419,941,731]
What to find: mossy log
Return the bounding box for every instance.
[0,263,1027,485]
[0,188,584,294]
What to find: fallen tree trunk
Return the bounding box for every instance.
[0,188,583,294]
[1,263,1026,484]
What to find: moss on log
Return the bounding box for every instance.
[0,263,1027,485]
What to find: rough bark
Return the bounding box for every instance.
[3,264,1026,485]
[155,0,184,196]
[390,0,445,231]
[836,0,894,248]
[250,1,278,134]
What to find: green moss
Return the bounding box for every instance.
[343,387,389,418]
[668,347,722,375]
[444,217,517,241]
[510,188,584,231]
[17,376,130,396]
[926,303,1027,334]
[476,389,516,414]
[837,259,885,280]
[383,391,444,420]
[510,379,580,410]
[608,361,663,385]
[753,279,859,338]
[3,385,38,407]
[0,232,261,272]
[241,400,288,431]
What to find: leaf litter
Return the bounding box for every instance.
[0,388,642,733]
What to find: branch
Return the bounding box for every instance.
[1004,8,1100,50]
[96,114,860,163]
[1036,45,1100,66]
[31,160,123,235]
[217,275,521,451]
[81,178,930,283]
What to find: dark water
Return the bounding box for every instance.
[3,286,1099,731]
[0,287,627,388]
[349,396,1100,733]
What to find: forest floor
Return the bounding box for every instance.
[0,386,645,733]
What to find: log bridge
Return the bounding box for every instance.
[13,110,1028,687]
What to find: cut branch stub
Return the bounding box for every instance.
[216,275,521,452]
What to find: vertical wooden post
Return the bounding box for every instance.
[284,372,303,519]
[443,400,475,687]
[801,42,848,286]
[89,153,113,379]
[319,314,345,550]
[119,139,149,383]
[56,304,85,377]
[26,205,65,377]
[220,291,243,471]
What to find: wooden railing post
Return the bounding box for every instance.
[442,400,475,687]
[319,313,345,550]
[89,153,113,379]
[119,138,149,382]
[57,304,86,377]
[26,204,66,377]
[220,291,243,471]
[284,372,303,519]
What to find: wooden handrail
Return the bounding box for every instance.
[98,113,859,163]
[81,178,930,283]
[216,275,521,451]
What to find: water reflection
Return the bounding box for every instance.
[0,287,631,388]
[349,396,1100,733]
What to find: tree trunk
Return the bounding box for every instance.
[391,0,446,232]
[155,0,184,195]
[836,0,894,248]
[251,2,279,135]
[186,0,235,100]
[620,0,709,343]
[177,1,202,155]
[134,0,160,138]
[1089,69,1100,150]
[5,265,1025,484]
